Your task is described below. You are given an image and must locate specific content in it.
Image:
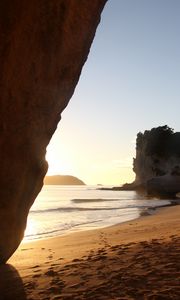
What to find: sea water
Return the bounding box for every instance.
[24,185,172,241]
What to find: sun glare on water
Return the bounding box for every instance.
[24,218,37,241]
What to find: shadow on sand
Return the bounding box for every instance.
[0,264,26,300]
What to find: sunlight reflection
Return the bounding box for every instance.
[24,217,37,241]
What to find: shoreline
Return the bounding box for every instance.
[24,197,179,243]
[3,205,180,299]
[11,203,180,264]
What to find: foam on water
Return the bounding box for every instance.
[24,185,172,241]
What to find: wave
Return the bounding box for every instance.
[71,198,122,203]
[29,203,167,214]
[25,219,103,239]
[30,206,134,214]
[30,206,121,214]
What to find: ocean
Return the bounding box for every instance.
[24,185,172,242]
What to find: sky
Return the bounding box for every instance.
[46,0,180,185]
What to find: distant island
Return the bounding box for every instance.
[44,175,85,185]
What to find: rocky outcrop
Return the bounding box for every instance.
[132,126,180,196]
[147,173,180,198]
[44,175,85,185]
[0,0,107,263]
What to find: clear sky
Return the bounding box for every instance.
[46,0,180,185]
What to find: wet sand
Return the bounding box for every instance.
[1,205,180,299]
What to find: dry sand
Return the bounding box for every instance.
[0,205,179,299]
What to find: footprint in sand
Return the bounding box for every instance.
[72,258,82,262]
[81,274,91,280]
[97,248,107,255]
[51,263,58,267]
[32,265,40,269]
[25,281,37,290]
[44,269,57,277]
[47,286,61,293]
[69,282,84,289]
[32,273,41,278]
[110,245,120,251]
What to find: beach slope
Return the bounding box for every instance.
[2,205,180,299]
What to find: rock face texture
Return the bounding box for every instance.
[133,126,180,196]
[147,173,180,197]
[0,0,107,263]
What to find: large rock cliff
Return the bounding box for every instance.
[0,0,107,263]
[133,126,180,196]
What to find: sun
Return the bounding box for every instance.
[46,145,74,175]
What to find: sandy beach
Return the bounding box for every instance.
[0,205,179,299]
